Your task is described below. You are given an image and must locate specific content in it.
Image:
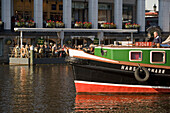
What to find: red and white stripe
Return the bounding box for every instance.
[69,49,119,64]
[75,80,170,93]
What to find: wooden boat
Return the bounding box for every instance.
[67,45,170,93]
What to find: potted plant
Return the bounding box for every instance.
[83,22,92,28]
[100,22,116,29]
[125,23,140,29]
[125,23,133,29]
[20,19,25,27]
[28,20,35,28]
[56,21,65,28]
[15,20,21,27]
[46,20,55,28]
[74,21,83,28]
[110,23,116,29]
[133,23,140,29]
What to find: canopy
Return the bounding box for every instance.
[14,28,138,33]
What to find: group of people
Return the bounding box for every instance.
[11,44,31,58]
[73,43,96,55]
[10,32,169,59]
[34,44,68,58]
[11,44,68,58]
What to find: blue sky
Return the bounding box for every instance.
[146,0,159,11]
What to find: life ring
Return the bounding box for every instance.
[134,67,150,82]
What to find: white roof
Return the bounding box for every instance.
[14,28,138,33]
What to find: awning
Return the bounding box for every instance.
[145,12,158,16]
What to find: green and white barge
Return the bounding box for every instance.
[68,46,170,93]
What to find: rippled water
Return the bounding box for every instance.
[0,64,169,113]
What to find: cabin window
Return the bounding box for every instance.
[129,51,142,61]
[101,49,107,56]
[150,51,165,64]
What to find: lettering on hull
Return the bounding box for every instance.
[121,65,165,74]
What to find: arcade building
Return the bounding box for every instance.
[0,0,169,63]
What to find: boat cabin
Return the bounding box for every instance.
[94,46,170,67]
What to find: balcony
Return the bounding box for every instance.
[43,21,65,28]
[98,22,116,29]
[72,22,92,29]
[14,19,36,28]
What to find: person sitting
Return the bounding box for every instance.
[39,45,44,58]
[52,44,57,55]
[152,32,162,47]
[52,44,59,57]
[14,45,19,58]
[25,44,29,58]
[34,44,40,58]
[44,45,49,57]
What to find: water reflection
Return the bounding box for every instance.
[0,64,169,112]
[75,94,170,112]
[0,65,75,113]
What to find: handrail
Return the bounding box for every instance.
[9,47,30,58]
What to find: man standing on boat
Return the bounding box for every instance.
[153,32,162,47]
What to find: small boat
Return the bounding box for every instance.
[67,45,170,93]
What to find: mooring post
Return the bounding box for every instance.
[20,31,23,58]
[30,45,34,65]
[60,31,64,47]
[131,32,133,44]
[97,31,104,45]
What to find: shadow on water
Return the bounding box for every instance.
[0,64,169,112]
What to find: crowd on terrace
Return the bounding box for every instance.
[10,42,96,58]
[10,43,68,58]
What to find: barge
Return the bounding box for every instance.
[67,46,170,93]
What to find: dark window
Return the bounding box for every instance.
[51,4,56,10]
[72,2,88,23]
[98,4,112,23]
[59,5,63,10]
[130,51,142,61]
[123,5,133,27]
[151,51,165,63]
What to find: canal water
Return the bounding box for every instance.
[0,64,169,112]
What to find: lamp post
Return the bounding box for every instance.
[153,4,157,12]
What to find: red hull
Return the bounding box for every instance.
[75,81,170,93]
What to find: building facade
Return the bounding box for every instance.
[0,0,169,63]
[1,0,170,32]
[1,0,144,31]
